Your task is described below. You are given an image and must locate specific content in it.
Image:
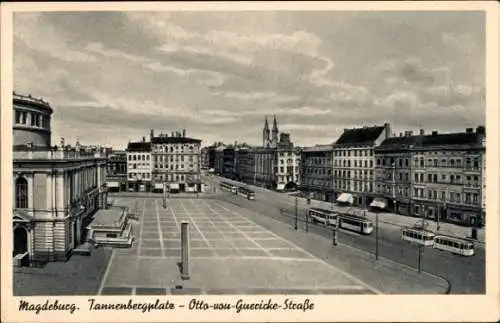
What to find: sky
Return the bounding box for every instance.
[13,10,485,149]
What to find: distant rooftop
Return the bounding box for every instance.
[151,136,202,144]
[302,144,333,152]
[334,125,385,147]
[127,141,151,152]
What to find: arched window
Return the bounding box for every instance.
[15,177,28,208]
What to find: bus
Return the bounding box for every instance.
[307,207,338,226]
[433,235,475,257]
[401,227,436,246]
[237,186,256,200]
[220,181,237,194]
[338,214,374,235]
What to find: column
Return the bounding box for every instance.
[57,172,65,214]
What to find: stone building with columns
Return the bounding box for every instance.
[12,92,107,267]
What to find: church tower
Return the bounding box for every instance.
[271,115,279,148]
[262,116,270,147]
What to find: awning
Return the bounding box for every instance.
[336,193,353,204]
[169,183,180,190]
[106,181,119,188]
[154,183,164,189]
[277,183,286,190]
[370,197,387,209]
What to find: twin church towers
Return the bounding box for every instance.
[262,115,279,148]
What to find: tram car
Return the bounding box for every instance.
[220,181,238,194]
[400,227,436,246]
[433,235,475,257]
[338,214,374,235]
[307,207,337,226]
[237,186,256,200]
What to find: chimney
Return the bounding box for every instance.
[419,129,425,136]
[171,132,174,137]
[384,122,391,139]
[142,136,145,143]
[408,131,413,136]
[432,131,438,136]
[182,129,186,137]
[399,132,403,137]
[150,129,154,140]
[466,127,473,133]
[476,126,485,135]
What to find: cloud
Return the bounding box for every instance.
[13,11,485,148]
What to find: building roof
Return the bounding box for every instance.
[151,136,201,144]
[334,126,385,147]
[302,144,333,152]
[126,142,151,152]
[375,130,485,152]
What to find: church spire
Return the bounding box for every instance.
[272,115,278,133]
[264,116,269,131]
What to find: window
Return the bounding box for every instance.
[15,177,28,208]
[15,111,21,124]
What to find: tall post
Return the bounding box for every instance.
[333,216,338,246]
[305,210,309,232]
[417,244,422,274]
[181,222,190,280]
[375,211,379,260]
[437,202,441,231]
[294,197,298,230]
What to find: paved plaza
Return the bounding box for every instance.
[98,197,378,295]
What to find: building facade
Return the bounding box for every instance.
[332,123,391,207]
[374,127,486,227]
[13,92,107,267]
[300,145,333,201]
[150,130,202,193]
[106,150,127,192]
[126,140,152,192]
[275,133,301,191]
[410,127,485,227]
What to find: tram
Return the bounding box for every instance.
[220,181,237,194]
[433,235,475,256]
[237,186,256,200]
[307,207,337,226]
[338,214,374,235]
[401,227,436,246]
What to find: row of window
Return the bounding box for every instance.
[154,164,196,170]
[277,175,299,182]
[152,144,198,153]
[279,158,300,165]
[154,155,196,162]
[414,173,480,185]
[128,154,150,161]
[413,157,481,169]
[154,174,188,181]
[413,188,480,204]
[14,110,49,128]
[334,149,373,157]
[333,159,374,168]
[128,173,151,179]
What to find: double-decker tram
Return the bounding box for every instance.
[338,214,374,235]
[433,235,475,257]
[237,186,256,200]
[220,181,237,194]
[307,207,337,226]
[401,227,436,246]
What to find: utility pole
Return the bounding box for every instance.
[375,211,379,260]
[305,210,309,232]
[332,216,339,246]
[294,197,298,230]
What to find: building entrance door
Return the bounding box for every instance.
[13,227,28,257]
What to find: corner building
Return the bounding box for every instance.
[150,130,202,193]
[13,93,107,266]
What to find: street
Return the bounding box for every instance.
[204,175,485,294]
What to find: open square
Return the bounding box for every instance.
[97,197,376,295]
